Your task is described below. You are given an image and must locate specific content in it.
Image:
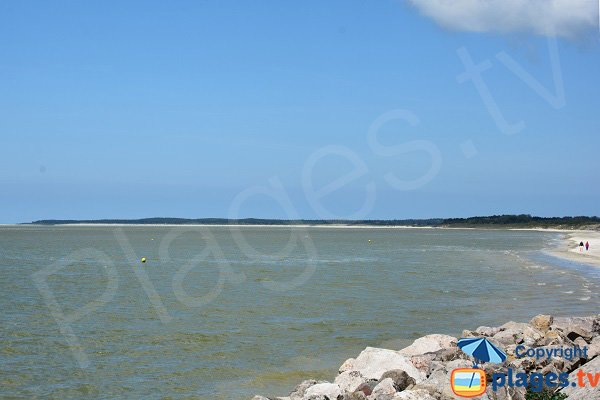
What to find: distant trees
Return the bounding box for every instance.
[29,214,599,228]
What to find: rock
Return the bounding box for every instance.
[534,329,564,346]
[530,314,553,333]
[255,315,600,400]
[432,346,464,362]
[349,347,424,382]
[417,359,472,399]
[392,389,437,400]
[342,392,368,400]
[339,358,356,374]
[493,323,527,346]
[290,380,321,400]
[355,381,378,396]
[379,370,415,392]
[475,326,500,336]
[399,334,457,357]
[587,336,600,359]
[368,378,396,399]
[461,329,476,338]
[566,326,593,343]
[558,355,600,399]
[334,371,368,393]
[303,382,342,400]
[408,353,436,374]
[484,384,526,400]
[553,316,598,333]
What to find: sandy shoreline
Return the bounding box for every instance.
[546,229,600,268]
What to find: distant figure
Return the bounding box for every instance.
[579,241,584,252]
[585,241,589,251]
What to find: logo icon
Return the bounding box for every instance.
[451,368,487,398]
[451,337,507,397]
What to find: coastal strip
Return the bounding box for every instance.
[547,231,600,268]
[253,314,600,400]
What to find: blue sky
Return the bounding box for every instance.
[1,0,599,223]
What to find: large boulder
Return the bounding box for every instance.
[379,370,415,392]
[475,326,500,337]
[552,316,600,338]
[368,378,396,399]
[558,355,600,399]
[493,322,531,346]
[349,347,425,382]
[399,334,457,357]
[342,392,368,400]
[339,358,356,374]
[355,381,378,396]
[290,380,322,400]
[334,371,368,393]
[392,389,437,400]
[303,382,342,400]
[530,314,553,333]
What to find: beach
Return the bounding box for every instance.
[547,229,600,268]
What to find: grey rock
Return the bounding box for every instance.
[399,334,457,357]
[349,347,424,382]
[587,336,600,359]
[290,380,322,400]
[566,326,593,342]
[553,316,598,333]
[392,389,437,399]
[303,382,342,400]
[558,355,600,399]
[409,353,436,374]
[342,392,368,400]
[334,371,368,393]
[380,370,415,392]
[475,326,500,337]
[484,384,526,400]
[368,378,396,400]
[339,358,356,374]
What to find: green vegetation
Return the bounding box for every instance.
[525,388,568,400]
[28,214,599,229]
[442,214,600,229]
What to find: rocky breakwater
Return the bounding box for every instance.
[252,314,600,400]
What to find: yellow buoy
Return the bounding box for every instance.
[141,257,147,263]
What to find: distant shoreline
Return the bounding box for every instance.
[15,214,600,230]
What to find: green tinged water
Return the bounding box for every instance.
[1,226,598,399]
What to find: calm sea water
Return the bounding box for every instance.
[1,226,599,399]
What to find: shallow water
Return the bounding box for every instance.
[1,226,598,399]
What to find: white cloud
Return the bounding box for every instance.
[407,0,598,38]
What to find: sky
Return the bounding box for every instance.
[1,0,599,223]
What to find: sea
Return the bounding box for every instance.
[1,225,599,399]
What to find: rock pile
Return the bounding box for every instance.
[252,314,600,400]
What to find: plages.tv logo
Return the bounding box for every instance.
[450,337,507,398]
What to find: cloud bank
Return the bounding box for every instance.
[407,0,598,38]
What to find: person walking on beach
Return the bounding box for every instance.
[579,241,584,252]
[585,241,589,251]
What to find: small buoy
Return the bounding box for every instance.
[368,239,372,243]
[141,257,147,263]
[151,238,155,241]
